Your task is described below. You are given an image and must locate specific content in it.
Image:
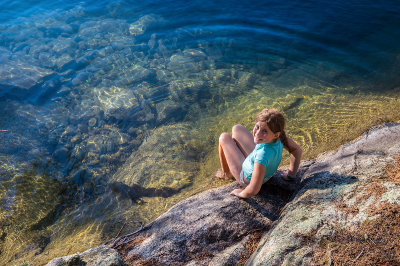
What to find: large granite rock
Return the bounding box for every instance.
[109,178,293,265]
[247,122,400,265]
[46,122,400,265]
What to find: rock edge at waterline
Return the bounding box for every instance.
[46,122,400,265]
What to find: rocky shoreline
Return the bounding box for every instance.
[46,122,400,265]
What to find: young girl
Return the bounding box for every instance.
[215,108,302,198]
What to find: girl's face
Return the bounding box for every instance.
[253,121,280,144]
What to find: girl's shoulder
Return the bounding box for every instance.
[258,139,282,149]
[257,141,282,154]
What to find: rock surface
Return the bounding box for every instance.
[248,122,400,265]
[110,178,293,265]
[46,122,400,265]
[46,245,125,266]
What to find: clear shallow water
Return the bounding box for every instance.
[1,0,400,264]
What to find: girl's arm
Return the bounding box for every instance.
[284,136,302,177]
[230,162,265,198]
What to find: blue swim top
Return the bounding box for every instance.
[242,139,283,183]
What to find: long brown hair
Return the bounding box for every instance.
[255,108,289,148]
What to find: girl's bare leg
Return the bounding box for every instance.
[232,124,255,157]
[218,142,232,178]
[216,132,246,182]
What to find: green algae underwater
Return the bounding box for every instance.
[1,1,400,265]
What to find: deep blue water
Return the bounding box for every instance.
[1,0,400,91]
[1,0,400,263]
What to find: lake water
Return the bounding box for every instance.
[1,0,400,264]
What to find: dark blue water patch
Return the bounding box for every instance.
[132,0,400,89]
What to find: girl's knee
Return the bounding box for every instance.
[232,124,245,131]
[219,132,232,144]
[232,124,245,136]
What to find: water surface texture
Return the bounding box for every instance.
[1,0,400,264]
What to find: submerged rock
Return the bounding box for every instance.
[155,99,185,124]
[128,15,159,36]
[111,123,206,190]
[168,49,208,75]
[0,58,54,95]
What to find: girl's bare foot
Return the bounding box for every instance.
[214,169,233,180]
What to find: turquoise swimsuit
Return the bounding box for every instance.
[242,139,283,183]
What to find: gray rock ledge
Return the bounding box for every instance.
[46,122,400,265]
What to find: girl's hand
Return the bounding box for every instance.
[279,169,296,181]
[231,163,265,199]
[280,169,289,177]
[229,189,244,198]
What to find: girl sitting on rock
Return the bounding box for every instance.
[215,108,302,198]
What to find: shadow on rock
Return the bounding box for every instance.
[288,171,359,207]
[109,181,191,202]
[301,171,358,190]
[244,180,295,221]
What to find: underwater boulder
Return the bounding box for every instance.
[237,71,256,90]
[112,123,206,191]
[128,15,159,36]
[0,59,53,98]
[155,99,185,124]
[167,49,207,75]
